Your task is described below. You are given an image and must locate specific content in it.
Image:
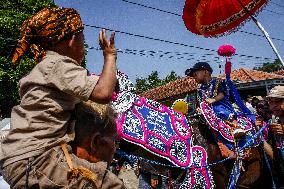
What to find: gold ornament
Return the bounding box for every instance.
[172,99,188,115]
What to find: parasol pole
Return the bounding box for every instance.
[250,15,284,66]
[236,0,284,66]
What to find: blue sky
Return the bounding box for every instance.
[55,0,284,82]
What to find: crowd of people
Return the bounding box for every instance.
[255,87,284,188]
[0,5,283,189]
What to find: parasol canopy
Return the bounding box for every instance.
[182,0,268,37]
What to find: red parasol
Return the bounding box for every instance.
[182,0,284,66]
[182,0,267,37]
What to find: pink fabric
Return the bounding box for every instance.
[218,45,234,75]
[190,146,212,187]
[111,91,118,102]
[217,45,236,57]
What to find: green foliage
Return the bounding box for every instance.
[0,0,56,52]
[135,71,180,94]
[253,59,283,73]
[0,0,55,117]
[164,71,180,84]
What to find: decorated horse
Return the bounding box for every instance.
[0,71,271,188]
[0,61,271,188]
[112,62,272,188]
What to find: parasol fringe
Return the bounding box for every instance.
[201,0,270,38]
[185,0,270,38]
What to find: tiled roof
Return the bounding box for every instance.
[142,76,197,100]
[142,68,284,100]
[273,70,284,76]
[219,68,284,82]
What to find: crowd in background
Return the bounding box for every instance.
[241,91,284,188]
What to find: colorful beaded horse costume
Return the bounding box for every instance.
[198,45,258,150]
[197,45,262,188]
[112,71,214,188]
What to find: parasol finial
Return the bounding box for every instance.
[217,44,235,57]
[218,44,235,75]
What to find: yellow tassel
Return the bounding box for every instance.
[68,166,98,185]
[61,143,98,186]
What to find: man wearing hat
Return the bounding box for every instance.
[266,86,284,188]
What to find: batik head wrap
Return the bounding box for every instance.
[12,6,84,64]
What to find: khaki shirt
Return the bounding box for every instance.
[87,161,125,189]
[1,51,99,166]
[2,145,125,188]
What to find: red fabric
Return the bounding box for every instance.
[182,0,268,37]
[225,61,232,75]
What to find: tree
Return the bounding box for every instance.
[253,59,283,73]
[0,0,55,117]
[164,71,180,84]
[135,71,180,94]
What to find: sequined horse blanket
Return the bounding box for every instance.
[112,71,196,167]
[200,101,258,150]
[112,71,214,188]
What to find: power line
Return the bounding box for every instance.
[84,24,275,61]
[120,0,284,42]
[264,9,284,16]
[237,30,284,42]
[0,33,272,65]
[0,36,201,61]
[120,0,181,16]
[0,33,273,62]
[84,24,215,51]
[0,31,275,64]
[270,1,284,9]
[0,37,272,68]
[121,0,284,18]
[88,45,272,68]
[89,46,198,59]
